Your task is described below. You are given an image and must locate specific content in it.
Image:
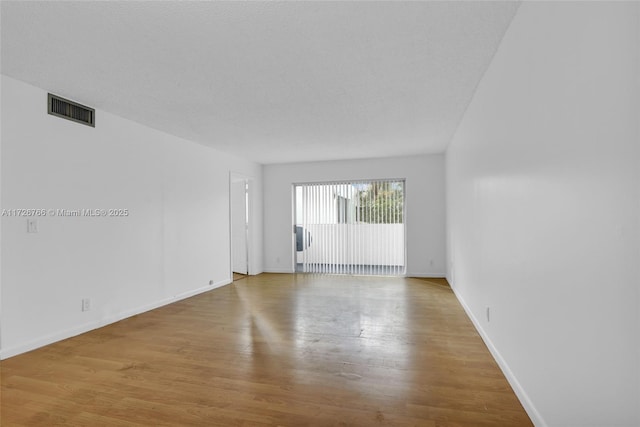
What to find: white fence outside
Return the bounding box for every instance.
[296,223,405,271]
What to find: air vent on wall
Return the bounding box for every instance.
[48,93,95,127]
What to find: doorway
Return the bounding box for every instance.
[230,173,251,278]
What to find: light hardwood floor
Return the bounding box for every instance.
[1,274,532,426]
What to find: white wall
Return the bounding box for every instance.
[263,155,445,277]
[446,3,639,426]
[0,75,263,358]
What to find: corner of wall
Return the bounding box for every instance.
[0,76,262,359]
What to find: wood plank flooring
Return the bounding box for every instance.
[1,274,532,426]
[233,272,248,282]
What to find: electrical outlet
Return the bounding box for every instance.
[209,280,214,286]
[82,298,91,312]
[486,306,490,322]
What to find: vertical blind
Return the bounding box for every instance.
[295,179,405,276]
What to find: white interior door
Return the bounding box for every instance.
[231,180,248,275]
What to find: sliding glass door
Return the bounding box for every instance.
[294,179,405,276]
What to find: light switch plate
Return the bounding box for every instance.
[27,219,39,233]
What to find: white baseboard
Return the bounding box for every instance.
[0,279,231,360]
[405,272,447,278]
[450,286,547,427]
[262,268,295,274]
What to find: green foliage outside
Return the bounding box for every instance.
[356,181,404,224]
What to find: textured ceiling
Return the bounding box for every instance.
[1,1,519,164]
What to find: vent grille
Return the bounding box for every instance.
[48,94,95,127]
